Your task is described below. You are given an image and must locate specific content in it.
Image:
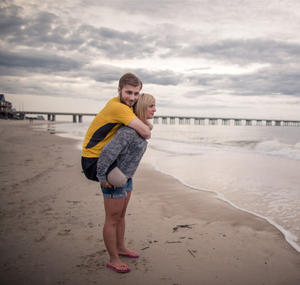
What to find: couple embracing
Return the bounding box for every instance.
[81,73,156,273]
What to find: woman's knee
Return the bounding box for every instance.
[118,211,127,220]
[106,211,123,225]
[103,197,126,223]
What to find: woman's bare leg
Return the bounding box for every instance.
[116,191,131,252]
[103,197,129,268]
[116,192,138,256]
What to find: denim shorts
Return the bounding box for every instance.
[100,178,133,199]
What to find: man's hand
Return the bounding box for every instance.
[128,118,151,139]
[101,181,113,188]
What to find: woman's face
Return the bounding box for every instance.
[145,101,156,119]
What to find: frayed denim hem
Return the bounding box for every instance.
[102,192,127,199]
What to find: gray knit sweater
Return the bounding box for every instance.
[96,126,148,183]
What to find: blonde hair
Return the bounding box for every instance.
[134,93,155,121]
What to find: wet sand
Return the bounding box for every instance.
[0,120,299,285]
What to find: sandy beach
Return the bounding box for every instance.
[0,120,299,285]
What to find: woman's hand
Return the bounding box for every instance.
[101,181,113,188]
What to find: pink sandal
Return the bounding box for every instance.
[118,250,140,258]
[106,263,131,273]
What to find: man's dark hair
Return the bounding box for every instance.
[118,73,143,90]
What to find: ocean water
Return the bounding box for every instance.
[33,121,300,252]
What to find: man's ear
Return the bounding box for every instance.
[118,87,121,95]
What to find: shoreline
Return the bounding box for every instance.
[151,161,300,253]
[1,120,300,285]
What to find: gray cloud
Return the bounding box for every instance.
[0,4,25,36]
[0,50,82,74]
[134,69,182,86]
[185,63,300,97]
[1,0,300,108]
[0,4,158,59]
[85,0,184,16]
[0,4,85,50]
[78,64,182,86]
[163,39,300,66]
[228,66,300,96]
[4,2,299,67]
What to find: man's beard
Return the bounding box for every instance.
[119,94,126,105]
[119,93,134,107]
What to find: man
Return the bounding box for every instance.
[81,73,151,181]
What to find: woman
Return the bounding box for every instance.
[96,93,156,273]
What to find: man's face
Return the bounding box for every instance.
[118,84,141,107]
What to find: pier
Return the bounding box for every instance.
[16,111,300,127]
[153,116,300,127]
[18,111,97,123]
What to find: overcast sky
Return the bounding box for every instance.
[1,0,300,119]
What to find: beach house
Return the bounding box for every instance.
[0,94,13,119]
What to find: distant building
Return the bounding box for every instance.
[0,94,13,118]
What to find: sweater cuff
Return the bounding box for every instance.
[97,174,107,184]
